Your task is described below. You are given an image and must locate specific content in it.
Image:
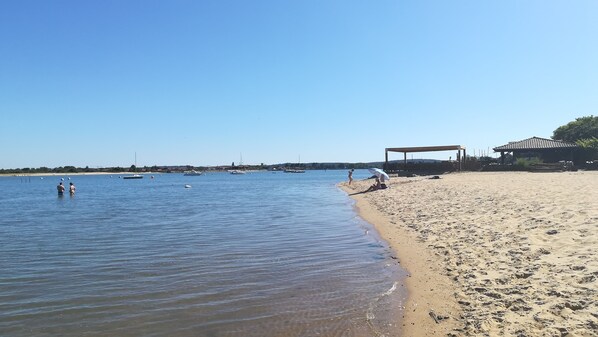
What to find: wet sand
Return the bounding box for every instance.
[340,171,598,336]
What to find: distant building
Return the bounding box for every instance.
[493,137,578,164]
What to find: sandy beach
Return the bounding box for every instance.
[340,171,597,336]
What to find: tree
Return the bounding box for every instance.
[553,116,598,162]
[552,116,598,142]
[575,137,598,161]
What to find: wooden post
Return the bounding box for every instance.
[404,152,407,170]
[385,150,388,169]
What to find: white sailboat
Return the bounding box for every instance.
[229,153,247,174]
[123,152,143,179]
[284,155,305,173]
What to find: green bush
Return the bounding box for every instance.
[514,157,543,168]
[570,137,598,162]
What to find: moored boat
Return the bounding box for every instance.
[184,170,203,176]
[228,170,246,175]
[124,152,143,179]
[123,174,143,179]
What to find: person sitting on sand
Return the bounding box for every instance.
[379,174,387,189]
[364,177,386,192]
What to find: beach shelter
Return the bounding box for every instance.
[385,145,466,171]
[493,137,578,164]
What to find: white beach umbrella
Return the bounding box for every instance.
[368,168,390,181]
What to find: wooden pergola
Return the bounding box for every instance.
[385,145,467,171]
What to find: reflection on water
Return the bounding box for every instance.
[0,171,406,336]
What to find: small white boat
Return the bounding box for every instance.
[183,170,203,176]
[284,156,305,173]
[229,154,247,174]
[284,169,305,173]
[123,153,143,179]
[228,169,246,175]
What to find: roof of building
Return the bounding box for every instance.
[386,145,465,153]
[493,137,578,151]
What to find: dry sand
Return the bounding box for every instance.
[340,171,597,337]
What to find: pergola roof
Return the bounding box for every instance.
[493,137,578,152]
[385,144,467,171]
[386,145,465,153]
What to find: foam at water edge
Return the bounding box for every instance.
[366,281,399,337]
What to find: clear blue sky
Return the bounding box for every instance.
[1,1,597,169]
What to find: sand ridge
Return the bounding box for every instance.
[341,171,597,336]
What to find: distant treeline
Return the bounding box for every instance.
[1,162,391,174]
[0,166,135,174]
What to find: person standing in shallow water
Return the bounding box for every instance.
[57,182,65,195]
[348,169,354,185]
[69,182,76,195]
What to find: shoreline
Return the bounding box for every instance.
[340,171,597,336]
[0,172,139,177]
[0,170,270,177]
[340,182,461,336]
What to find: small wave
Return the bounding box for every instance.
[383,281,398,296]
[365,281,399,337]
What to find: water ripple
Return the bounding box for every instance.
[0,171,405,336]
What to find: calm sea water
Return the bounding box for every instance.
[0,170,406,337]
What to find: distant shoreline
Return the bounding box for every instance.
[0,172,135,177]
[0,169,292,177]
